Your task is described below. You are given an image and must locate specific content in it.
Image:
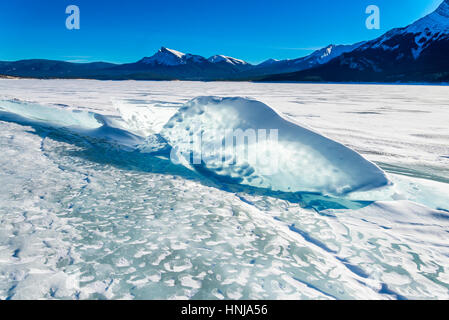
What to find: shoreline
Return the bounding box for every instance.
[1,75,448,87]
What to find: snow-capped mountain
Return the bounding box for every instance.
[140,47,206,66]
[1,2,447,82]
[104,47,253,80]
[258,58,280,67]
[208,55,248,66]
[303,43,365,65]
[264,0,449,82]
[239,43,364,78]
[356,0,449,60]
[0,44,363,80]
[129,44,364,80]
[405,0,449,37]
[140,48,249,68]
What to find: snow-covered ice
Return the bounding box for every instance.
[0,79,448,299]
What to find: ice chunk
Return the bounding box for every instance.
[0,97,390,196]
[0,99,101,129]
[0,99,145,150]
[161,97,390,195]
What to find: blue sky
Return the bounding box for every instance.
[0,0,443,64]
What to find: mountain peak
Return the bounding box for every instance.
[405,0,449,35]
[208,55,248,65]
[258,58,280,66]
[303,43,362,65]
[159,47,186,58]
[141,48,249,67]
[140,47,188,66]
[436,0,449,17]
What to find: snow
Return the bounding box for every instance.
[140,48,248,67]
[255,44,363,70]
[405,0,449,35]
[208,55,248,65]
[304,43,364,65]
[161,47,185,59]
[363,0,449,59]
[141,47,190,66]
[257,58,279,66]
[404,0,449,60]
[0,79,449,300]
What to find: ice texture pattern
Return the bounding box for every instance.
[161,96,390,195]
[1,96,389,196]
[0,80,449,300]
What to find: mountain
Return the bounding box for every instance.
[103,47,254,80]
[207,55,249,67]
[263,0,449,83]
[258,58,280,67]
[0,60,117,79]
[1,2,448,83]
[0,47,254,80]
[0,44,364,81]
[235,43,364,79]
[138,47,250,70]
[140,47,206,66]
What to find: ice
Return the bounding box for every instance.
[161,96,390,195]
[0,79,449,300]
[0,99,145,150]
[2,96,390,196]
[0,99,102,129]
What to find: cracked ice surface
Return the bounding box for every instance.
[0,80,449,299]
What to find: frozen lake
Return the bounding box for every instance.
[0,79,449,299]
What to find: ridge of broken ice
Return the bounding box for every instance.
[161,96,390,195]
[0,96,390,196]
[0,99,145,150]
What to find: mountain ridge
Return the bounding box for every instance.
[1,2,448,82]
[0,44,353,80]
[263,0,449,83]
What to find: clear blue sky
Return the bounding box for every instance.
[0,0,443,64]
